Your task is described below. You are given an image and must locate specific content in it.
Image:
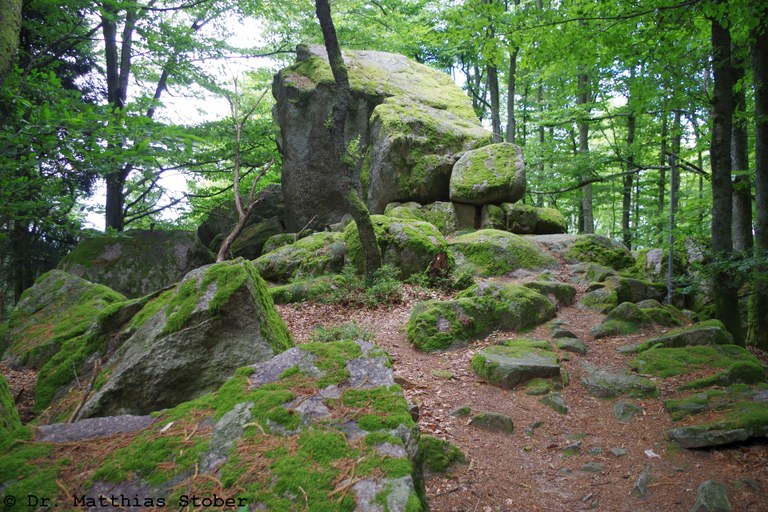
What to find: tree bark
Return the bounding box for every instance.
[0,0,22,88]
[710,14,742,341]
[731,53,753,252]
[487,63,502,142]
[577,71,593,233]
[623,110,635,249]
[506,47,518,143]
[748,8,768,349]
[315,0,381,279]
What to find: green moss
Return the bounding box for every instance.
[590,319,639,339]
[300,340,362,387]
[449,229,557,276]
[682,360,767,389]
[341,386,414,430]
[631,345,761,378]
[254,232,347,284]
[0,373,21,439]
[523,281,576,305]
[525,378,551,396]
[269,275,345,304]
[634,320,733,352]
[0,433,61,503]
[565,234,634,270]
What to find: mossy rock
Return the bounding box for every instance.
[630,345,763,380]
[2,270,125,369]
[384,201,478,235]
[664,384,768,421]
[58,229,214,298]
[228,216,286,260]
[262,232,300,255]
[590,301,685,339]
[344,215,452,279]
[419,435,466,474]
[471,339,560,390]
[275,43,489,230]
[0,373,21,440]
[669,401,768,448]
[502,203,566,235]
[634,320,734,353]
[449,229,557,277]
[523,280,577,307]
[269,275,346,304]
[254,231,347,283]
[78,259,293,418]
[580,362,657,399]
[580,286,619,313]
[564,234,634,270]
[633,248,687,282]
[449,143,526,205]
[0,340,427,511]
[480,204,505,229]
[406,283,555,351]
[469,412,515,433]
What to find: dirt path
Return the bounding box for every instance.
[277,272,768,512]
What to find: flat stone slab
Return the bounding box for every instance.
[580,362,657,399]
[555,338,587,356]
[472,340,560,389]
[35,415,155,442]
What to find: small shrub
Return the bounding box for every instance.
[323,264,403,308]
[309,322,374,343]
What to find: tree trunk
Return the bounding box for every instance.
[487,64,502,142]
[315,0,381,279]
[577,71,593,233]
[748,9,768,349]
[731,54,753,252]
[623,110,635,249]
[0,0,22,88]
[710,15,742,341]
[506,47,518,143]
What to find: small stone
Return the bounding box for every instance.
[469,412,515,433]
[610,447,628,457]
[581,462,604,473]
[562,441,581,457]
[631,466,652,497]
[552,328,578,339]
[613,401,644,422]
[692,480,731,512]
[588,447,604,456]
[555,337,588,356]
[451,406,472,417]
[524,421,544,436]
[539,393,568,415]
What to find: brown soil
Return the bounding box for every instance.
[276,276,768,512]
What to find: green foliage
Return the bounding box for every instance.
[322,264,404,308]
[309,322,375,343]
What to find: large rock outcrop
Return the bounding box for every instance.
[58,230,214,298]
[449,143,525,205]
[273,44,490,230]
[78,259,293,418]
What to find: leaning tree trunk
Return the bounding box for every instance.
[748,8,768,349]
[315,0,381,279]
[710,15,743,341]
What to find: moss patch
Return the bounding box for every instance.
[631,345,763,379]
[254,232,347,284]
[419,435,466,474]
[565,234,634,270]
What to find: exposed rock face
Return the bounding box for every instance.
[2,270,125,369]
[273,44,489,230]
[58,230,214,298]
[78,259,293,418]
[449,143,525,205]
[196,184,286,258]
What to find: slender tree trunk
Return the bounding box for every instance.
[577,72,593,233]
[710,15,742,341]
[506,47,518,143]
[748,8,768,349]
[487,64,502,142]
[671,110,682,215]
[315,0,381,279]
[731,54,753,252]
[623,111,635,249]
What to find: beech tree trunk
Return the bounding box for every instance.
[487,64,502,143]
[748,8,768,349]
[577,71,593,233]
[0,0,22,88]
[710,15,743,341]
[315,0,381,279]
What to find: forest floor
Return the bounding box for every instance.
[3,262,768,512]
[276,269,768,512]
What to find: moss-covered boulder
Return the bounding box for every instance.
[590,301,687,339]
[384,201,477,234]
[77,259,293,418]
[58,230,214,298]
[523,279,577,307]
[196,183,286,257]
[0,373,21,440]
[419,435,466,475]
[480,204,505,229]
[273,43,489,230]
[580,276,666,313]
[668,401,768,448]
[633,320,734,353]
[0,340,427,511]
[2,270,125,369]
[406,283,555,351]
[471,339,560,389]
[448,229,557,277]
[564,234,634,270]
[344,215,452,279]
[449,143,525,205]
[502,203,567,235]
[253,231,347,283]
